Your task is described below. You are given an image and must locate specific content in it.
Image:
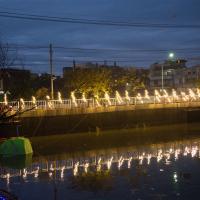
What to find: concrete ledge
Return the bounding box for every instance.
[21,102,200,118]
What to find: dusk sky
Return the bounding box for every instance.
[0,0,200,75]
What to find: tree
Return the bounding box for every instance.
[110,67,145,95]
[35,87,49,99]
[63,67,112,97]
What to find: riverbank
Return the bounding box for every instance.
[30,123,200,156]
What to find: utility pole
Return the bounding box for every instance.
[49,43,54,99]
[73,60,76,71]
[114,61,117,67]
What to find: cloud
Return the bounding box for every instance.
[0,0,199,74]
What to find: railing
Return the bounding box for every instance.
[1,95,200,110]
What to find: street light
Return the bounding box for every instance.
[51,75,56,100]
[169,52,174,59]
[161,52,175,91]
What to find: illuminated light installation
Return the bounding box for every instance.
[127,157,132,168]
[32,96,36,105]
[144,90,150,100]
[97,158,102,172]
[34,167,39,178]
[6,173,10,179]
[164,152,171,165]
[84,162,89,173]
[73,162,79,176]
[23,169,27,178]
[125,90,130,101]
[71,91,77,107]
[147,154,152,165]
[172,89,179,101]
[107,157,113,170]
[163,89,171,103]
[191,146,198,157]
[157,149,163,162]
[49,172,53,177]
[82,93,87,103]
[115,91,123,104]
[3,93,8,105]
[57,92,62,103]
[50,164,54,171]
[6,173,10,185]
[154,90,161,102]
[180,91,189,101]
[136,93,143,104]
[32,96,37,108]
[1,143,200,180]
[173,172,178,183]
[188,89,196,100]
[46,95,50,100]
[61,166,65,178]
[94,94,101,107]
[46,95,53,108]
[175,149,181,160]
[197,88,200,98]
[104,92,111,106]
[3,87,200,111]
[165,152,171,161]
[20,98,25,110]
[183,147,189,156]
[118,156,124,169]
[139,155,144,165]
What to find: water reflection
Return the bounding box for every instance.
[0,139,199,181]
[0,154,32,169]
[1,138,200,199]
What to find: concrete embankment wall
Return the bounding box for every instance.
[1,102,200,137]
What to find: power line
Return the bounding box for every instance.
[0,11,200,29]
[5,43,200,53]
[13,56,200,66]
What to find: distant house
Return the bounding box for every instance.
[149,59,187,89]
[184,65,200,87]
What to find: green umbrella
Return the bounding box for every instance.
[0,137,33,156]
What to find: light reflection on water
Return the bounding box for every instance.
[1,138,200,199]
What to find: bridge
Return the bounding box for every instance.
[1,89,200,137]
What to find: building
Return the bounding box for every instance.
[184,65,200,87]
[149,59,187,89]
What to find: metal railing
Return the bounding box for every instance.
[1,95,200,110]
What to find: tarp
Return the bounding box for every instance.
[0,137,33,156]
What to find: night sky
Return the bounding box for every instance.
[0,0,200,75]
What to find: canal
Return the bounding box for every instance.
[1,123,200,199]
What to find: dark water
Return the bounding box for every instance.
[1,137,200,200]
